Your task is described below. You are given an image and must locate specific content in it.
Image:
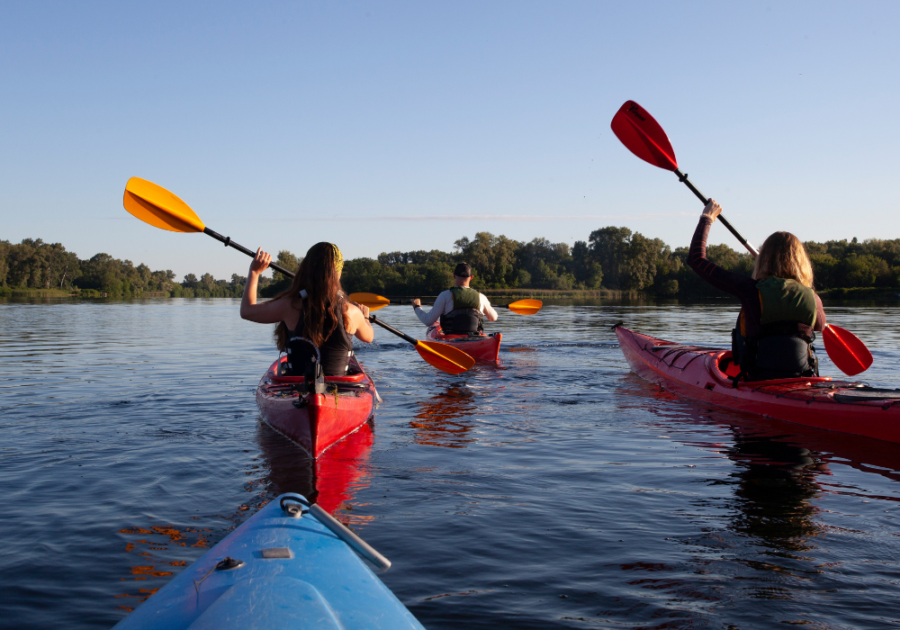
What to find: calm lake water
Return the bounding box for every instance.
[2,298,900,629]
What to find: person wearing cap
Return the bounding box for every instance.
[411,263,499,335]
[240,242,373,376]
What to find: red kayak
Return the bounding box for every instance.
[256,356,377,458]
[616,325,900,443]
[426,325,502,363]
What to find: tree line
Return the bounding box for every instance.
[3,230,900,299]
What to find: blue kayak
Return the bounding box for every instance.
[114,494,424,630]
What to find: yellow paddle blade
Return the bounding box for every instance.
[123,177,206,233]
[508,299,543,315]
[415,340,475,375]
[349,292,390,312]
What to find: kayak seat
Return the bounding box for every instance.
[717,352,742,379]
[270,358,367,385]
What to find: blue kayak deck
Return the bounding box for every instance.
[114,494,424,630]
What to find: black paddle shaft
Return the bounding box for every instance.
[368,315,419,345]
[673,169,759,258]
[203,227,296,277]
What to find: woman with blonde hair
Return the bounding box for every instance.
[240,242,373,376]
[686,200,826,381]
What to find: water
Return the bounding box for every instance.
[2,298,900,629]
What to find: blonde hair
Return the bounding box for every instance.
[752,231,814,288]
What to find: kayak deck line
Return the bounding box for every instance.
[616,325,900,443]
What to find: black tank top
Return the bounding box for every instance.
[286,298,354,376]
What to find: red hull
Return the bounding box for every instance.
[256,357,377,458]
[426,325,502,363]
[616,326,900,444]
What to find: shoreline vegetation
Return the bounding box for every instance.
[3,229,900,302]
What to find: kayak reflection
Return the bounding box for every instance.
[411,386,478,449]
[256,419,374,516]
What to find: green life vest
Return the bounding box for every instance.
[449,286,481,310]
[757,277,817,328]
[440,287,484,334]
[732,277,819,381]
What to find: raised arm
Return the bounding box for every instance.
[240,248,291,324]
[686,200,756,298]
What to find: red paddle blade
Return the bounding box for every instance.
[823,324,873,376]
[610,101,678,171]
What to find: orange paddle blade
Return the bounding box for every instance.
[349,292,390,311]
[823,324,873,376]
[414,341,475,375]
[123,177,206,233]
[507,299,543,315]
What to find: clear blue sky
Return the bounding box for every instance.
[2,1,898,280]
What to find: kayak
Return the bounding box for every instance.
[615,325,900,443]
[113,493,425,630]
[256,356,377,459]
[426,325,502,363]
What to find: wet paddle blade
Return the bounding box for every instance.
[610,101,678,171]
[507,299,543,315]
[415,341,475,375]
[123,177,206,233]
[823,324,873,376]
[348,292,391,312]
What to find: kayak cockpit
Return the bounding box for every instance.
[708,350,833,388]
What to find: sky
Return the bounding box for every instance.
[2,1,898,281]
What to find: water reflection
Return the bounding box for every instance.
[256,420,374,517]
[724,432,825,552]
[411,386,477,449]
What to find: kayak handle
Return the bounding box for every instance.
[279,493,392,571]
[281,495,310,517]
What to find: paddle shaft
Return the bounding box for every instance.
[383,297,520,309]
[368,315,419,345]
[673,169,759,258]
[202,227,296,277]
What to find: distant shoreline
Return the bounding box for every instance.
[3,286,898,302]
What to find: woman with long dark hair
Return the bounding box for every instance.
[240,242,373,376]
[687,200,826,381]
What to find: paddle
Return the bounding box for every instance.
[611,101,759,257]
[124,177,297,278]
[122,177,476,375]
[368,315,475,375]
[610,101,874,376]
[822,325,873,376]
[349,292,543,316]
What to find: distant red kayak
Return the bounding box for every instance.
[615,325,900,443]
[256,357,377,458]
[426,325,502,363]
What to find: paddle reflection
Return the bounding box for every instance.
[256,420,375,518]
[412,386,477,449]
